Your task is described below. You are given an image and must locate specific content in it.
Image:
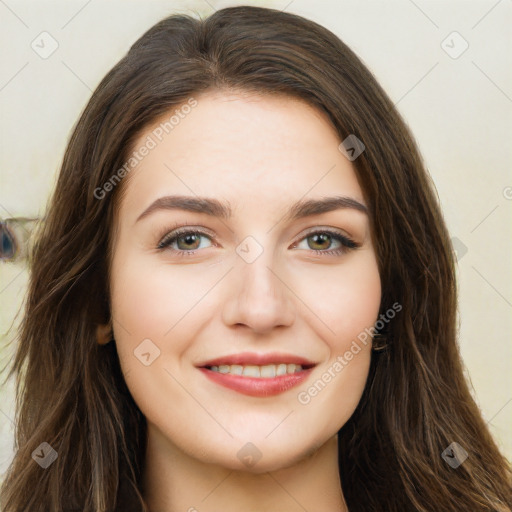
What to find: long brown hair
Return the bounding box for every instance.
[1,5,511,511]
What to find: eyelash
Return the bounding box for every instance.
[157,223,360,258]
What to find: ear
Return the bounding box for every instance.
[96,320,113,345]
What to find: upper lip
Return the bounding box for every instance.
[197,352,317,368]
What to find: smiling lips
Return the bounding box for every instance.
[198,352,316,397]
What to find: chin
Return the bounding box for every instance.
[195,435,330,474]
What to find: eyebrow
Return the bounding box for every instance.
[135,194,368,224]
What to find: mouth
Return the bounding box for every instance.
[197,352,316,397]
[204,362,312,377]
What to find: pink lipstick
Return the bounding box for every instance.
[197,352,316,397]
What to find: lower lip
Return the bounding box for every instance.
[198,367,314,397]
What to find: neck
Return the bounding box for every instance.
[142,425,348,512]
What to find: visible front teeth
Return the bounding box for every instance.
[260,364,276,378]
[243,365,261,377]
[209,363,303,378]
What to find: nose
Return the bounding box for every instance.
[222,254,296,334]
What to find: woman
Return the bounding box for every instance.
[1,5,510,511]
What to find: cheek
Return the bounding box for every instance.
[109,253,181,380]
[108,254,206,422]
[109,250,229,399]
[291,251,380,422]
[292,250,381,346]
[110,253,216,341]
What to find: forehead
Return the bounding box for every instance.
[116,90,365,222]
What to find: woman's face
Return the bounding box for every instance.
[108,89,381,472]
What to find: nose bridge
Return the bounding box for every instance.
[223,235,296,332]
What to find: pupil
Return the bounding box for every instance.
[310,233,329,249]
[180,234,199,249]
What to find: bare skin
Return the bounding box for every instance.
[100,89,381,511]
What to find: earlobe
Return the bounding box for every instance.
[96,321,113,345]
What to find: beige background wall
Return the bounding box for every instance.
[1,0,511,476]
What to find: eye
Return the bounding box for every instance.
[292,229,359,256]
[157,228,213,256]
[157,225,360,257]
